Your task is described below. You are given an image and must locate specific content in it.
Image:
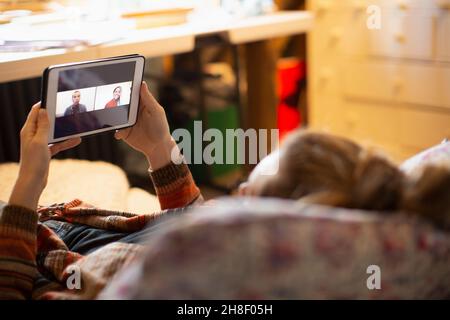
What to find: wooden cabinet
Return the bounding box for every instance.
[398,64,450,109]
[367,11,436,60]
[436,7,450,62]
[400,108,450,150]
[342,59,401,102]
[308,0,450,162]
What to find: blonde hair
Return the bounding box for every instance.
[259,131,450,229]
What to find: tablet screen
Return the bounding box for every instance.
[53,61,136,139]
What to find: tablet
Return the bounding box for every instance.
[41,54,145,144]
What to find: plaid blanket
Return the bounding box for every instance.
[0,162,201,300]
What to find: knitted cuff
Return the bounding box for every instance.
[150,161,191,194]
[0,205,38,234]
[149,162,200,210]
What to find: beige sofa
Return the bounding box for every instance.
[0,159,160,214]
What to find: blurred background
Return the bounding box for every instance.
[0,0,449,199]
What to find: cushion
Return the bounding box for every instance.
[127,187,161,214]
[400,140,450,176]
[99,197,450,299]
[0,159,160,212]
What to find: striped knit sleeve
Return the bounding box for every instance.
[149,162,203,210]
[0,205,38,300]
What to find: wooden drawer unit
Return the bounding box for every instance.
[309,94,348,136]
[308,0,450,160]
[309,0,370,57]
[367,0,438,60]
[399,107,450,150]
[313,65,341,97]
[343,101,402,147]
[342,60,402,102]
[398,64,450,109]
[309,0,345,61]
[341,1,370,56]
[436,8,450,62]
[343,60,450,109]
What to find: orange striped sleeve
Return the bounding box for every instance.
[150,162,202,210]
[0,205,38,300]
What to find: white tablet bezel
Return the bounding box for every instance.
[44,55,145,144]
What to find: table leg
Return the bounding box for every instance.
[244,40,278,154]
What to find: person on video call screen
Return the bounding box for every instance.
[105,86,122,109]
[64,90,88,116]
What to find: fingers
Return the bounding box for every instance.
[49,137,81,156]
[139,81,160,111]
[238,182,249,196]
[114,128,131,140]
[21,102,41,136]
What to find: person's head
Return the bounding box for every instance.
[72,91,81,105]
[239,130,450,229]
[113,86,122,101]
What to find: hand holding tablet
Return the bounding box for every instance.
[114,81,176,171]
[41,54,145,144]
[41,54,177,170]
[10,55,179,211]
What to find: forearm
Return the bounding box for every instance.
[0,205,38,299]
[0,174,42,299]
[146,138,203,210]
[9,175,44,211]
[144,136,178,171]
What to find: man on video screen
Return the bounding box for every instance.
[64,90,87,116]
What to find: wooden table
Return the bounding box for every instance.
[0,11,312,132]
[0,11,312,82]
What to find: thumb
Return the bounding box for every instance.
[36,108,50,138]
[22,103,41,136]
[114,128,130,140]
[140,81,160,111]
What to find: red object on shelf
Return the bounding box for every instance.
[276,58,306,141]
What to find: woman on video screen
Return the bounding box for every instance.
[105,86,122,108]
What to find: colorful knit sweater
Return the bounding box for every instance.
[0,162,201,300]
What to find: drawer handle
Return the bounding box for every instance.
[393,78,403,93]
[330,28,343,42]
[317,0,331,13]
[319,69,332,82]
[397,0,409,10]
[394,32,406,43]
[352,0,365,12]
[346,113,358,129]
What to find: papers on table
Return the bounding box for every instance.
[0,17,135,52]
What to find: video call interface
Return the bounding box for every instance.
[54,61,136,139]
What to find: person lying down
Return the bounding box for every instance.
[1,82,449,299]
